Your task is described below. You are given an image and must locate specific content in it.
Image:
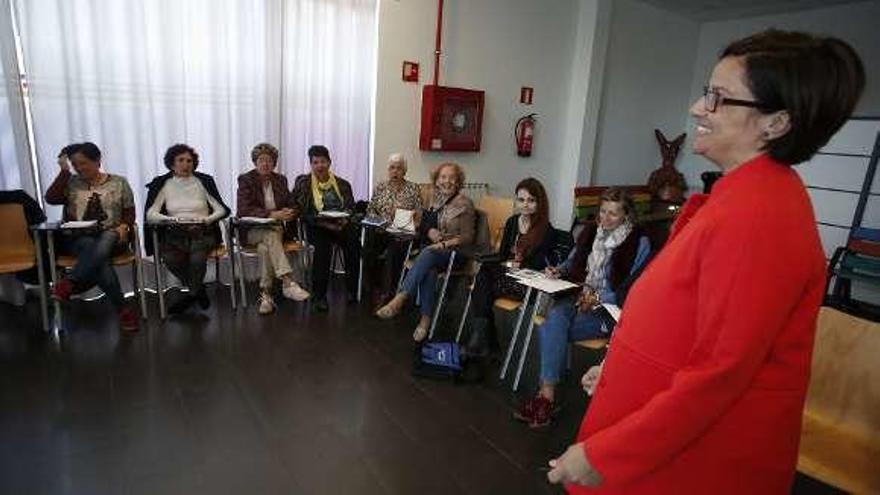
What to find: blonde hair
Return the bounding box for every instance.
[430,162,465,189]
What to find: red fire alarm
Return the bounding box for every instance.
[520,86,534,105]
[402,61,419,82]
[419,85,485,152]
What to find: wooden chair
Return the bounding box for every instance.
[797,307,880,493]
[54,223,148,319]
[452,196,514,342]
[0,204,49,330]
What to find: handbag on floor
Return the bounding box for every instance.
[413,341,463,381]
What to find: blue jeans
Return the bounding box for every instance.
[399,247,454,317]
[69,230,126,308]
[538,295,606,384]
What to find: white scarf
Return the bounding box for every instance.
[583,220,633,294]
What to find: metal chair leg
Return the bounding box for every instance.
[47,230,62,331]
[454,262,481,343]
[34,232,50,332]
[428,251,456,340]
[153,229,167,319]
[133,227,147,319]
[513,292,543,391]
[501,287,533,380]
[396,239,413,293]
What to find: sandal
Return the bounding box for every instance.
[413,325,429,342]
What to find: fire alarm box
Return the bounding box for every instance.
[419,85,485,152]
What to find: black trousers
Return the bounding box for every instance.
[308,223,360,300]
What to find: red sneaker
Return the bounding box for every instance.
[51,278,74,302]
[513,396,543,423]
[529,396,556,429]
[119,307,139,332]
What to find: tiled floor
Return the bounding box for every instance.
[0,281,842,494]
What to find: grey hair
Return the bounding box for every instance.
[388,152,407,170]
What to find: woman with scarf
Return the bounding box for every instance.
[292,145,358,313]
[145,144,229,314]
[464,177,555,356]
[375,162,474,342]
[515,187,650,429]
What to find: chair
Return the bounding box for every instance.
[825,227,880,320]
[452,195,513,342]
[230,218,309,308]
[54,223,148,319]
[797,307,880,493]
[149,219,238,319]
[397,208,490,340]
[0,204,49,330]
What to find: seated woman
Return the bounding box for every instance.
[292,145,359,313]
[145,144,230,314]
[464,177,555,356]
[45,142,139,332]
[514,187,651,428]
[375,162,475,342]
[237,143,310,316]
[363,153,422,303]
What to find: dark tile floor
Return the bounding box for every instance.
[1,281,843,494]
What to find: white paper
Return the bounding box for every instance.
[512,275,579,294]
[318,210,350,218]
[239,216,277,224]
[600,303,621,323]
[507,268,544,280]
[60,220,98,229]
[361,215,388,227]
[391,208,415,232]
[174,217,205,224]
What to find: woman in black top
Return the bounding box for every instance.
[465,177,555,355]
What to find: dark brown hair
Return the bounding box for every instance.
[514,177,549,256]
[721,29,865,165]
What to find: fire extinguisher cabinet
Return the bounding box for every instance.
[419,85,485,152]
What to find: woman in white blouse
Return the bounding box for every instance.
[145,144,230,314]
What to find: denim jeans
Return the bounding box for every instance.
[399,247,454,317]
[538,294,606,384]
[69,230,126,308]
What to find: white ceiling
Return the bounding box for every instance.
[638,0,870,21]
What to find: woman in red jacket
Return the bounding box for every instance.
[547,30,865,494]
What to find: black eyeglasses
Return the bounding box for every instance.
[702,86,769,113]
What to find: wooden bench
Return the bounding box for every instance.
[797,307,880,493]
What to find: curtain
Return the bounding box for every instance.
[14,0,376,220]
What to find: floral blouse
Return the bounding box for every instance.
[367,179,422,222]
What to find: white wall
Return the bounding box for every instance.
[373,0,604,226]
[678,0,880,190]
[591,0,699,186]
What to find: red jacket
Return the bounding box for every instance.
[570,154,826,494]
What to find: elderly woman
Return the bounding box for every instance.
[547,30,865,493]
[375,162,474,342]
[292,145,359,313]
[515,187,650,428]
[465,177,556,356]
[45,142,139,331]
[145,144,229,314]
[237,143,310,316]
[363,153,422,303]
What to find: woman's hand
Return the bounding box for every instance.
[269,208,296,222]
[576,289,599,313]
[581,361,604,396]
[547,442,602,487]
[427,228,442,243]
[509,261,521,269]
[115,223,130,243]
[545,266,561,279]
[57,154,70,172]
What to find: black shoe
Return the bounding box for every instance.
[168,295,195,315]
[196,291,210,310]
[312,298,329,313]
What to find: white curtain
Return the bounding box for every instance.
[14,0,376,220]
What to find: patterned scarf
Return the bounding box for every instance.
[583,220,633,293]
[310,171,342,211]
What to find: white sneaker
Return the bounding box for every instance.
[282,281,310,301]
[258,293,276,315]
